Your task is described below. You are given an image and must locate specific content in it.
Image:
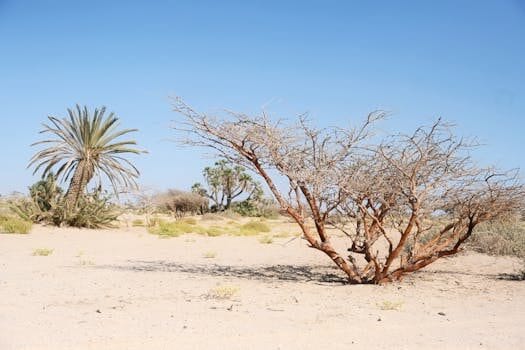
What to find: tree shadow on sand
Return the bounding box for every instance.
[96,260,348,284]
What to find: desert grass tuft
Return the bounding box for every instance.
[203,251,217,258]
[258,235,273,244]
[0,215,32,234]
[32,248,53,256]
[237,221,271,236]
[148,221,193,237]
[207,285,240,300]
[377,300,404,311]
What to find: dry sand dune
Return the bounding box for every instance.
[1,224,524,350]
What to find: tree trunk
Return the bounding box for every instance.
[65,163,91,208]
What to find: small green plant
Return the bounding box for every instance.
[238,220,271,236]
[203,251,217,258]
[207,285,240,300]
[258,235,273,244]
[377,300,404,311]
[32,248,53,256]
[0,216,32,234]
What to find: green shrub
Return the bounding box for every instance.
[0,216,32,234]
[238,220,271,236]
[29,173,63,212]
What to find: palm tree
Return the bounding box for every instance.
[29,105,145,207]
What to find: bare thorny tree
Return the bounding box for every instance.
[172,97,524,284]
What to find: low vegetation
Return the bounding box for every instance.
[0,215,32,234]
[238,221,271,235]
[32,248,53,256]
[377,300,404,311]
[469,220,525,262]
[207,285,240,300]
[203,251,217,258]
[258,235,273,244]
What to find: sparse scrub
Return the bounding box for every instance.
[148,220,226,237]
[32,248,53,256]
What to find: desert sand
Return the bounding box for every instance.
[1,223,524,350]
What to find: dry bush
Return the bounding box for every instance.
[155,189,208,218]
[468,219,525,259]
[173,97,524,284]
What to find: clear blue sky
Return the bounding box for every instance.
[0,0,524,195]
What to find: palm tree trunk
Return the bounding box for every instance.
[65,163,90,207]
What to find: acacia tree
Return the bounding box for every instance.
[172,97,523,284]
[335,122,524,283]
[191,160,262,211]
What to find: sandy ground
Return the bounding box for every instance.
[1,224,524,350]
